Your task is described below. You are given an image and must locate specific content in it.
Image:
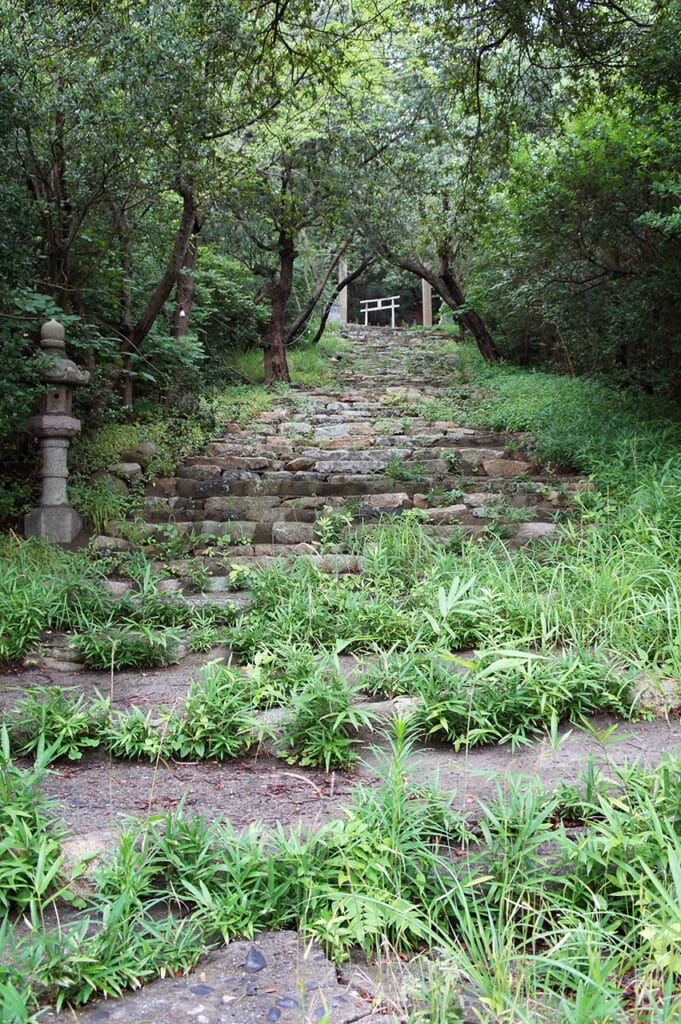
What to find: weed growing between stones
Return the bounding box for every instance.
[0,535,233,670]
[7,731,681,1019]
[409,648,643,752]
[384,455,428,483]
[278,669,375,770]
[9,688,105,761]
[0,729,66,914]
[5,666,260,765]
[73,622,183,670]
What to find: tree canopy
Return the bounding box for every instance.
[0,0,678,402]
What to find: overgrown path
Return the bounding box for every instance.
[8,326,681,1023]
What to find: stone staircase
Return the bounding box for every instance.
[92,327,587,602]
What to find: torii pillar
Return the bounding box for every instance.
[422,280,433,327]
[338,262,348,323]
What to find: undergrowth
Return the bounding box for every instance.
[0,536,232,669]
[6,729,681,1021]
[5,337,681,1020]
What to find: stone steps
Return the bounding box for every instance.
[96,328,589,600]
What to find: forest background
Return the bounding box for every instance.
[1,0,679,522]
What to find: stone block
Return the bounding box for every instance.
[271,521,316,544]
[91,470,129,495]
[513,522,558,543]
[285,457,316,471]
[457,447,505,465]
[253,521,273,543]
[120,441,157,469]
[90,535,134,552]
[464,492,500,507]
[261,471,295,496]
[481,458,534,478]
[280,421,312,437]
[225,477,261,497]
[110,462,143,484]
[324,435,376,449]
[362,492,411,509]
[423,504,468,524]
[175,478,197,498]
[144,477,177,497]
[102,580,133,598]
[195,478,232,498]
[315,458,384,475]
[176,464,222,480]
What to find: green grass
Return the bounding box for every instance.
[0,536,232,669]
[222,327,350,385]
[6,335,681,1018]
[7,729,681,1020]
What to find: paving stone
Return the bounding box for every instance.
[284,457,316,471]
[423,504,468,524]
[362,492,411,510]
[455,447,506,466]
[315,458,386,475]
[261,471,294,495]
[280,421,313,437]
[39,932,386,1024]
[281,496,344,510]
[205,496,280,519]
[257,411,285,422]
[102,580,134,598]
[271,521,316,545]
[464,492,502,507]
[481,458,534,478]
[91,535,134,552]
[176,464,223,480]
[513,522,559,543]
[313,423,374,441]
[110,462,142,483]
[195,478,232,498]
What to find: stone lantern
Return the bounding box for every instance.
[24,319,90,544]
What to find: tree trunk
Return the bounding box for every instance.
[107,187,199,405]
[282,241,350,346]
[265,229,294,383]
[436,255,500,361]
[171,214,204,338]
[119,206,135,405]
[309,256,374,345]
[381,251,500,362]
[130,187,199,351]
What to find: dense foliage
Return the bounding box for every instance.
[1,0,680,523]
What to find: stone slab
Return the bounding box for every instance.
[423,504,468,524]
[513,522,558,543]
[205,497,281,519]
[271,522,316,545]
[177,465,223,480]
[38,931,388,1024]
[362,492,411,510]
[456,448,506,465]
[463,492,501,507]
[481,458,534,478]
[110,462,142,483]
